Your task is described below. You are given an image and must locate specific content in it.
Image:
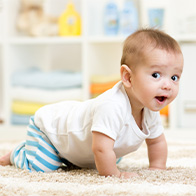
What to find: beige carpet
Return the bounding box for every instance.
[0,130,196,196]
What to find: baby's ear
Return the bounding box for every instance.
[120,64,132,88]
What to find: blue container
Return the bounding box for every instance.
[120,0,139,36]
[104,0,119,36]
[148,8,165,29]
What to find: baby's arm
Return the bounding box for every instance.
[92,131,138,178]
[145,133,167,170]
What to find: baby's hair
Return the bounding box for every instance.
[121,28,182,68]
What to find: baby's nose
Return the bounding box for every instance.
[161,79,171,90]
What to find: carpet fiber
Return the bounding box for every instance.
[0,131,196,196]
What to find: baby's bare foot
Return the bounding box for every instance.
[0,151,12,166]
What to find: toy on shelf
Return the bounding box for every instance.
[16,0,58,37]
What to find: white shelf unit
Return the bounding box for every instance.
[0,0,196,129]
[0,0,89,126]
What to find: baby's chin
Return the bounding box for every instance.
[147,105,167,112]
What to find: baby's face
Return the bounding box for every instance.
[129,48,184,111]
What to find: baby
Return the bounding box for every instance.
[0,28,184,179]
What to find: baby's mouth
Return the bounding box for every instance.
[155,96,167,103]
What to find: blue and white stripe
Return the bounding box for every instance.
[11,116,62,172]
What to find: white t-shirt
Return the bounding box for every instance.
[34,81,164,168]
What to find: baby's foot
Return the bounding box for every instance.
[0,151,12,166]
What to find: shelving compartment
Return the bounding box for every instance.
[170,0,196,36]
[88,42,122,98]
[3,0,85,126]
[88,42,122,75]
[7,0,83,38]
[87,0,139,37]
[9,43,83,125]
[9,43,82,72]
[177,44,196,128]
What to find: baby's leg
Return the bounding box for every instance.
[11,117,62,172]
[0,151,12,166]
[0,117,62,172]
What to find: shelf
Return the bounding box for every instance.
[174,34,196,43]
[9,36,83,45]
[8,36,128,45]
[90,33,196,44]
[87,34,196,44]
[88,36,126,43]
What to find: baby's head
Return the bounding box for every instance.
[121,28,182,69]
[120,28,184,111]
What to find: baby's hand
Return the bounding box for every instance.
[120,172,139,179]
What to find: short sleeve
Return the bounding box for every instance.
[91,102,124,140]
[145,110,164,139]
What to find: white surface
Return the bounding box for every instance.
[0,0,196,129]
[0,125,26,141]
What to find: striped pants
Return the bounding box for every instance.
[10,117,62,172]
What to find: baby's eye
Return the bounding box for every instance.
[171,75,179,81]
[152,73,160,78]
